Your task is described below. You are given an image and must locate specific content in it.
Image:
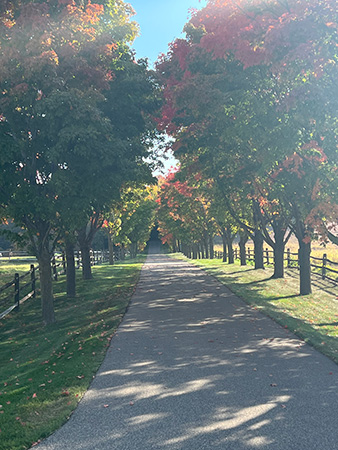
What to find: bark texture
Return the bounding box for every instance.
[65,238,76,298]
[38,248,55,325]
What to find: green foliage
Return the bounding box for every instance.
[0,0,161,321]
[107,185,157,254]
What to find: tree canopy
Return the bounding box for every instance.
[155,0,338,295]
[0,0,161,324]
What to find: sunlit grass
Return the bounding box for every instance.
[0,261,35,286]
[172,254,338,365]
[0,256,144,450]
[215,237,338,262]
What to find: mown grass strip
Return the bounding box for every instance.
[172,255,338,365]
[0,256,145,450]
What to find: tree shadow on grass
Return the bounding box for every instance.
[219,267,257,276]
[268,294,300,301]
[241,277,272,286]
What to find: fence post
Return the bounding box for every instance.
[287,248,291,268]
[266,248,269,265]
[52,255,58,281]
[62,251,66,274]
[14,273,19,311]
[30,264,36,298]
[234,248,238,260]
[322,253,327,280]
[248,248,251,260]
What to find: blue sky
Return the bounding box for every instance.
[128,0,207,66]
[127,0,208,174]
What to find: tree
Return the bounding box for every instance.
[0,0,160,322]
[108,185,157,257]
[157,170,217,259]
[156,0,338,295]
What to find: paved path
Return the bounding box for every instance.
[36,247,338,449]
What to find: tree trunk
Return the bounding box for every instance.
[221,232,227,263]
[253,229,264,269]
[298,240,312,295]
[65,238,76,298]
[107,231,115,265]
[272,235,285,279]
[226,229,234,264]
[239,231,248,266]
[80,243,92,280]
[204,238,209,259]
[38,247,55,325]
[192,244,198,259]
[131,241,138,258]
[199,242,205,259]
[209,235,214,259]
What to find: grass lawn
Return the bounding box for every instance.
[172,254,338,365]
[0,256,145,450]
[0,260,36,286]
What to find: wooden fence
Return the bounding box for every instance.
[212,247,338,284]
[0,250,110,320]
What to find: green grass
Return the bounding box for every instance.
[172,254,338,365]
[0,257,145,450]
[0,261,35,286]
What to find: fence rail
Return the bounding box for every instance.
[0,250,110,320]
[211,247,338,285]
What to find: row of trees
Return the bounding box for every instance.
[0,0,161,324]
[155,0,338,296]
[103,185,157,262]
